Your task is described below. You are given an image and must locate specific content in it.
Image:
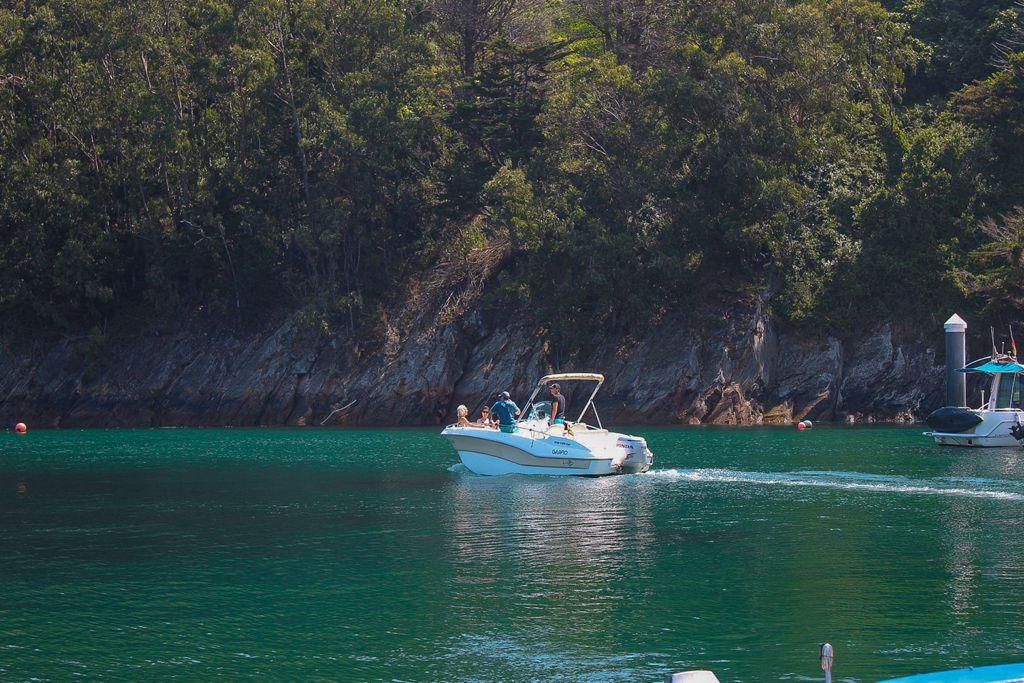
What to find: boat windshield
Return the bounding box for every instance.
[995,373,1022,409]
[526,400,553,421]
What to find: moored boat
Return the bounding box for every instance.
[878,663,1024,682]
[923,314,1024,447]
[667,662,1024,683]
[923,356,1024,447]
[441,372,654,476]
[666,642,1024,683]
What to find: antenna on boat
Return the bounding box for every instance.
[820,642,834,683]
[992,326,998,359]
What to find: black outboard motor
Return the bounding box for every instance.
[1011,422,1024,444]
[925,406,983,433]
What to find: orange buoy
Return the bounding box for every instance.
[14,422,27,434]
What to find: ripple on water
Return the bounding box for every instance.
[646,468,1024,501]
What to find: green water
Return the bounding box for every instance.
[2,426,1024,682]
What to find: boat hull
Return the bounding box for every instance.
[924,409,1024,447]
[926,432,1020,447]
[443,427,653,476]
[457,450,618,476]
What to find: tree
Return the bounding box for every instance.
[432,0,518,77]
[964,208,1024,317]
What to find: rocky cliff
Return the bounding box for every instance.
[0,287,943,427]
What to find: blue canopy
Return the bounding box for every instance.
[878,663,1024,683]
[954,358,1024,374]
[959,360,1024,374]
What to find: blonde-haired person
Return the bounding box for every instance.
[457,404,491,428]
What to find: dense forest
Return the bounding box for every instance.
[1,0,1023,346]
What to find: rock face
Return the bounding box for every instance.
[0,290,944,427]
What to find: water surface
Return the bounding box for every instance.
[2,426,1024,681]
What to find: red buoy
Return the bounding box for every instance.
[14,422,27,434]
[796,421,806,431]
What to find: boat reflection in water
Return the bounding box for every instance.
[445,472,656,580]
[442,470,657,667]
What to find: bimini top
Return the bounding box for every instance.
[877,663,1024,683]
[959,357,1024,374]
[537,373,604,384]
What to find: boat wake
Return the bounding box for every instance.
[646,468,1024,501]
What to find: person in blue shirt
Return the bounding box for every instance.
[490,391,520,433]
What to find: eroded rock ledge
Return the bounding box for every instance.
[0,292,942,427]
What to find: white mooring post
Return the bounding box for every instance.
[945,314,968,408]
[820,642,834,683]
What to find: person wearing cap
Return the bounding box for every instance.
[548,383,566,426]
[489,391,521,433]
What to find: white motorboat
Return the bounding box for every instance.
[924,356,1024,447]
[668,661,1024,682]
[879,663,1024,682]
[441,372,654,476]
[665,641,1024,682]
